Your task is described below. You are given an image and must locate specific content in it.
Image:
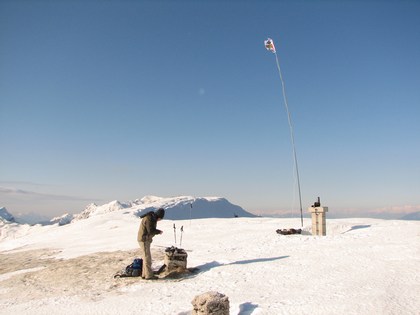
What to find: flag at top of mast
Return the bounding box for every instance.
[264,38,276,53]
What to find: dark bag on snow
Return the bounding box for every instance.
[114,258,143,278]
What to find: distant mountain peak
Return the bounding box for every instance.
[50,213,74,226]
[134,195,254,220]
[140,195,165,204]
[0,207,15,223]
[72,200,131,222]
[399,211,420,221]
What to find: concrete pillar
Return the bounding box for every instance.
[308,206,328,236]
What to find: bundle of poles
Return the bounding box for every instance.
[173,224,184,247]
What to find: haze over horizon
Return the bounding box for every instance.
[1,1,419,219]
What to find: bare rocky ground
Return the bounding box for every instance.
[0,248,165,303]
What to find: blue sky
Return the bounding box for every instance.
[1,0,419,218]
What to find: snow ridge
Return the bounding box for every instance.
[71,195,255,223]
[2,196,256,227]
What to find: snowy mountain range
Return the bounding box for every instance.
[0,195,255,227]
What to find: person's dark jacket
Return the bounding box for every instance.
[137,212,162,242]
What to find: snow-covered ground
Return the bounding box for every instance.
[0,207,419,314]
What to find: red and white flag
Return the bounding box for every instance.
[264,38,276,53]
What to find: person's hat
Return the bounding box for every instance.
[156,208,165,219]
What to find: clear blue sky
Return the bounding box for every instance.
[1,0,419,218]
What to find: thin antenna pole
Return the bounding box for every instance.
[173,223,177,245]
[273,52,303,227]
[189,202,193,226]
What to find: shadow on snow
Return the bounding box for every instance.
[238,302,259,315]
[194,256,289,273]
[343,224,371,233]
[163,256,289,281]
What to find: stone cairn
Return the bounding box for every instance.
[164,246,187,272]
[156,246,189,278]
[191,291,229,315]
